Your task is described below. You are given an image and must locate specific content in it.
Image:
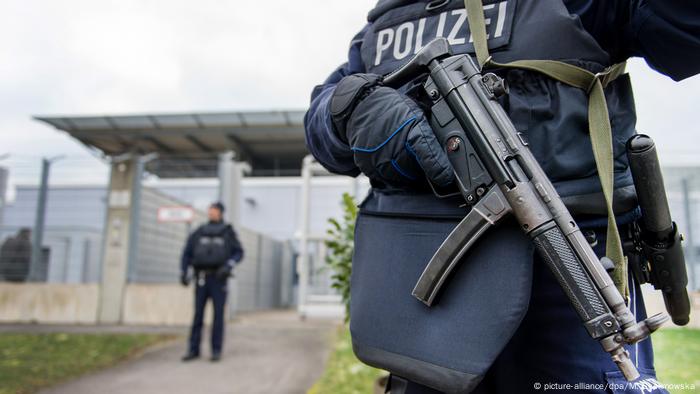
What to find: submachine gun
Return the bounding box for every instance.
[383,38,684,381]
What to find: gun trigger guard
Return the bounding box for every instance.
[425,174,462,199]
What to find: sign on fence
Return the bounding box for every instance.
[157,206,194,223]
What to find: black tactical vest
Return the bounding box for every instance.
[192,222,231,270]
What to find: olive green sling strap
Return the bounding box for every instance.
[464,0,629,297]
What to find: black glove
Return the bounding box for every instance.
[330,73,454,189]
[215,265,232,280]
[180,272,190,287]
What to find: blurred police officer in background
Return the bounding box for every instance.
[305,0,700,393]
[0,228,32,282]
[180,202,243,362]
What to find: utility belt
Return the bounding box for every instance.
[193,268,226,278]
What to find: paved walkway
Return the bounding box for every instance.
[38,311,338,394]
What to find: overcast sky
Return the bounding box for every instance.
[1,0,698,185]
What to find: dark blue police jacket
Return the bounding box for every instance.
[304,1,700,392]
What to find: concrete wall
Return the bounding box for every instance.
[1,281,698,328]
[0,283,206,326]
[122,284,204,326]
[0,283,99,324]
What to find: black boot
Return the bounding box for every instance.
[210,352,221,362]
[181,352,199,362]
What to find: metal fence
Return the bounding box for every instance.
[0,185,106,284]
[0,158,697,301]
[129,187,206,283]
[664,167,700,291]
[0,156,107,284]
[0,158,296,314]
[234,231,295,312]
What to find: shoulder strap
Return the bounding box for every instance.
[464,0,628,297]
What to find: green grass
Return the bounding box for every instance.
[0,332,172,394]
[654,328,700,393]
[310,328,700,394]
[308,327,386,394]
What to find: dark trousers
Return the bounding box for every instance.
[188,272,228,355]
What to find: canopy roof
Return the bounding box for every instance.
[34,110,308,177]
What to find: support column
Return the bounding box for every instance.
[126,157,146,282]
[0,167,8,226]
[218,152,235,223]
[98,157,142,324]
[29,159,50,282]
[218,152,250,319]
[218,152,250,228]
[296,155,313,318]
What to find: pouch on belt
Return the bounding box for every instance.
[350,190,534,394]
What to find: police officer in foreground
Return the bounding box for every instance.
[180,202,243,362]
[305,1,699,393]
